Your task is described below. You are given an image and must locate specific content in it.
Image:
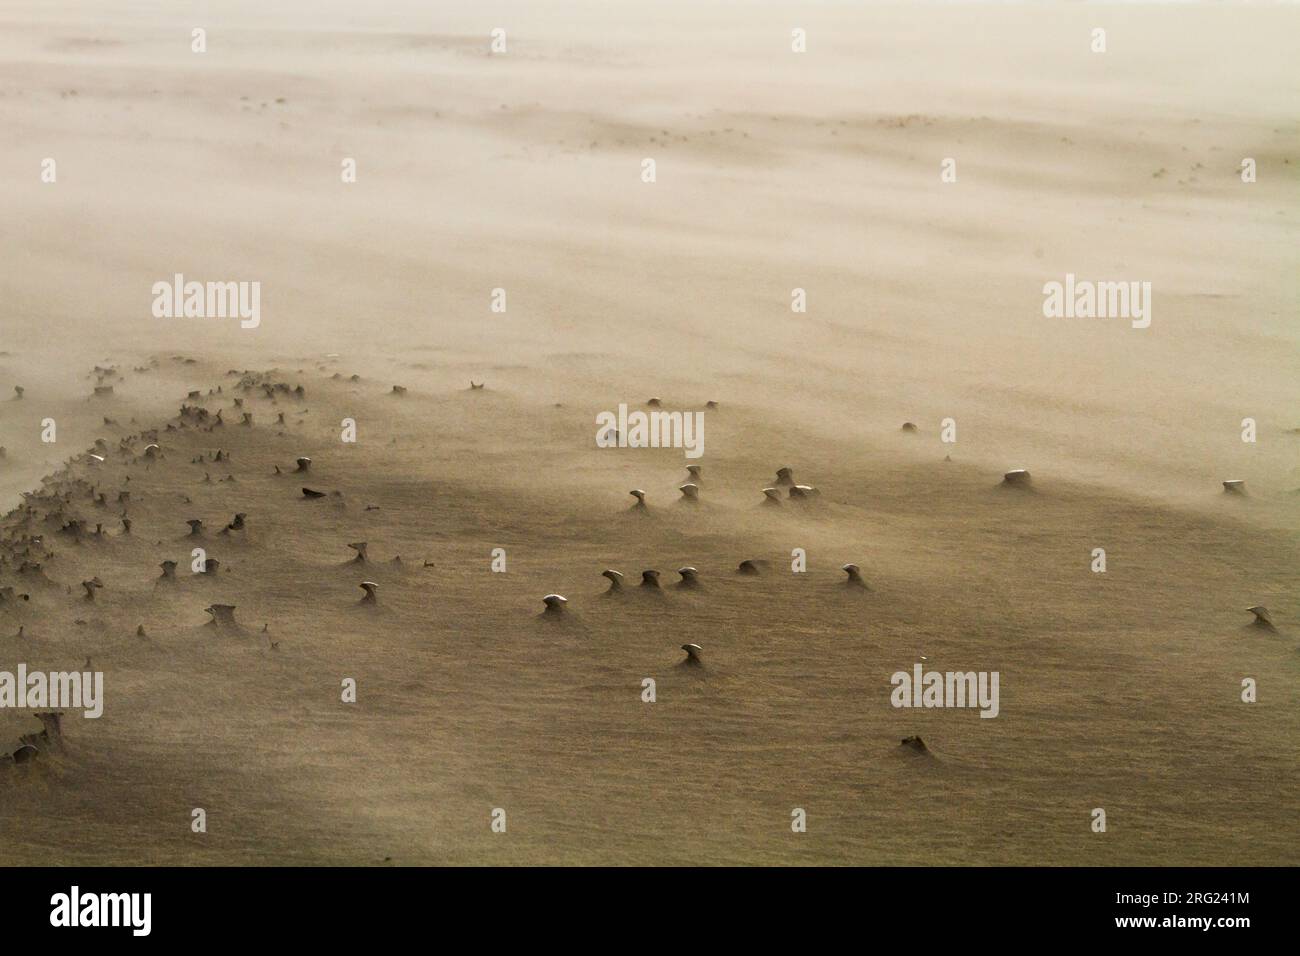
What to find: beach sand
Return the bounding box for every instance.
[0,0,1297,865]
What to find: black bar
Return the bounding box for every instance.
[1,867,1281,941]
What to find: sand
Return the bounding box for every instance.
[0,0,1297,865]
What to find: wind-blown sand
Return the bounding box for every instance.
[1,1,1297,865]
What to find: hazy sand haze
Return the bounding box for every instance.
[3,1,1297,508]
[0,1,1297,865]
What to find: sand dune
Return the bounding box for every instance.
[1,1,1298,865]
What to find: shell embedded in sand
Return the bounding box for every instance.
[629,489,647,504]
[542,593,567,611]
[349,541,368,562]
[788,484,818,499]
[677,566,699,585]
[295,457,312,472]
[359,581,380,602]
[11,744,38,764]
[301,487,326,498]
[1002,469,1031,486]
[737,559,761,575]
[678,483,699,501]
[685,465,702,481]
[1247,605,1273,627]
[775,467,794,486]
[841,563,865,586]
[900,735,928,752]
[391,385,407,396]
[601,569,624,590]
[761,487,782,504]
[81,577,103,599]
[901,422,918,432]
[31,712,64,745]
[680,643,703,663]
[205,604,238,626]
[1222,479,1245,494]
[159,560,178,579]
[640,569,661,587]
[186,518,204,535]
[646,397,662,407]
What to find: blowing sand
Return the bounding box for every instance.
[0,1,1297,865]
